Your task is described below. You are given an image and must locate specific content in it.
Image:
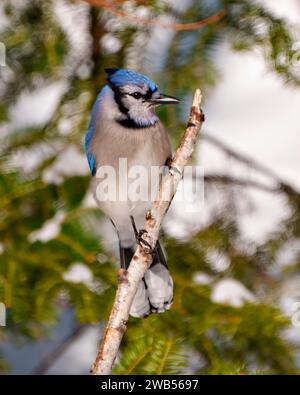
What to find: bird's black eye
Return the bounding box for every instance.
[132,92,142,99]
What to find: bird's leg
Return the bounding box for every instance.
[130,215,153,251]
[153,240,168,269]
[119,241,127,270]
[110,218,128,280]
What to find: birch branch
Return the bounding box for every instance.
[91,89,204,375]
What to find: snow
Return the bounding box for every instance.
[0,3,9,32]
[279,275,300,346]
[101,34,122,54]
[206,248,231,272]
[28,211,66,243]
[276,239,300,268]
[259,0,300,24]
[62,262,104,294]
[211,278,256,307]
[53,0,92,79]
[57,118,73,136]
[193,272,214,285]
[279,275,300,315]
[42,145,90,185]
[9,81,67,129]
[63,262,93,285]
[9,143,55,174]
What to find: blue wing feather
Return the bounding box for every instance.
[84,88,107,176]
[84,125,96,176]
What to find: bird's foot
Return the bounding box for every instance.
[136,229,153,251]
[169,166,181,176]
[130,216,153,252]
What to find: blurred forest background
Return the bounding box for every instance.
[1,0,300,374]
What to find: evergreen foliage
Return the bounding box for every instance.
[0,0,300,374]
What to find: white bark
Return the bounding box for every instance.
[91,89,204,375]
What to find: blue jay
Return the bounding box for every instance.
[84,68,180,318]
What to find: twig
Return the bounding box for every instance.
[203,132,300,196]
[203,132,284,184]
[81,0,226,31]
[204,174,279,194]
[91,89,204,375]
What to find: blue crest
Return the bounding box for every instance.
[105,68,157,92]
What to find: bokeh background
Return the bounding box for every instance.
[1,0,300,374]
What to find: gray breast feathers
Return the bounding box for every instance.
[90,119,172,171]
[90,114,172,246]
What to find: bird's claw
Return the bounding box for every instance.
[130,216,153,251]
[169,166,181,176]
[165,157,181,176]
[136,229,153,251]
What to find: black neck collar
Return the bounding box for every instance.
[116,117,155,129]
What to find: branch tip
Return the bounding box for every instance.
[193,89,202,109]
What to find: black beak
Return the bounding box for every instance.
[149,93,181,105]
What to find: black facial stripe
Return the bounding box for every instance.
[107,81,129,114]
[114,92,129,115]
[144,88,153,100]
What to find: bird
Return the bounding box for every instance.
[84,68,180,318]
